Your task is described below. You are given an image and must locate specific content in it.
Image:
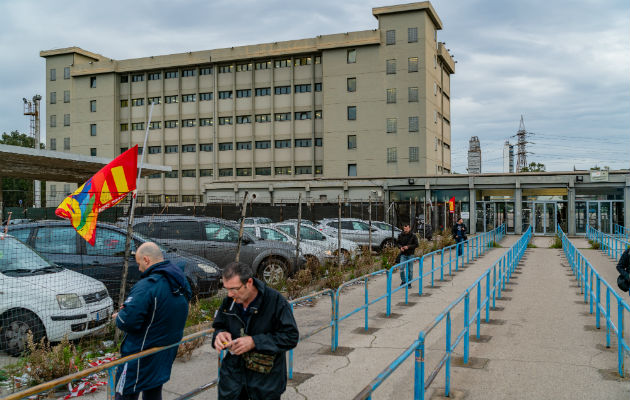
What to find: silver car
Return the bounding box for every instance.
[273,222,360,258]
[316,218,397,250]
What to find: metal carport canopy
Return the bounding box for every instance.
[0,144,171,183]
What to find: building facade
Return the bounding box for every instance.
[41,2,454,205]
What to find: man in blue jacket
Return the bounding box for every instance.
[212,262,299,400]
[113,242,191,400]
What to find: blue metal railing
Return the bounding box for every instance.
[353,226,530,400]
[614,223,629,240]
[586,225,630,260]
[560,225,629,378]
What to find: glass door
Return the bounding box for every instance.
[587,202,598,231]
[534,203,545,234]
[600,202,611,233]
[576,202,587,233]
[545,203,556,234]
[485,203,495,231]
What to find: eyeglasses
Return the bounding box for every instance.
[224,284,244,293]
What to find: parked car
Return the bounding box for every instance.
[244,224,332,266]
[281,219,318,227]
[241,217,273,225]
[317,218,397,250]
[273,222,360,258]
[0,234,114,356]
[371,221,402,235]
[133,216,306,285]
[8,221,221,303]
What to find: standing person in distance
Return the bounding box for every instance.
[452,217,468,257]
[113,242,191,400]
[397,223,418,287]
[212,262,299,400]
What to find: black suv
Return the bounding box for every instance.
[133,216,306,285]
[8,221,222,302]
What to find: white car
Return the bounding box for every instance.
[317,218,397,250]
[0,235,114,356]
[273,222,360,258]
[243,224,332,266]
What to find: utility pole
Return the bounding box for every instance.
[23,96,42,208]
[515,115,533,172]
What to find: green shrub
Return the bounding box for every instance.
[549,235,563,249]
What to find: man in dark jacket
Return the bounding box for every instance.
[212,262,299,400]
[113,242,191,400]
[397,224,419,286]
[616,247,630,292]
[452,218,468,257]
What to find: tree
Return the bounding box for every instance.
[520,162,546,172]
[0,130,46,207]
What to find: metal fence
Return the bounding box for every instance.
[586,225,630,260]
[614,223,629,240]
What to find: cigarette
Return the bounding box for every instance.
[229,300,235,311]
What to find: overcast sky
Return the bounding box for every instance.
[1,0,628,173]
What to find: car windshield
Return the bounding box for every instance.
[0,236,54,273]
[373,222,392,231]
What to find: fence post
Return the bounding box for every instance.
[386,270,392,316]
[476,282,481,338]
[485,273,490,322]
[445,312,452,397]
[464,292,470,364]
[606,288,611,348]
[617,302,625,377]
[595,276,601,329]
[415,335,426,400]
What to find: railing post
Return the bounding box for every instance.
[364,276,369,331]
[440,249,444,281]
[595,276,601,329]
[419,258,424,296]
[415,335,426,400]
[107,367,115,400]
[464,292,470,364]
[386,270,392,316]
[476,282,481,338]
[333,291,339,351]
[606,288,611,348]
[445,311,452,397]
[617,302,625,378]
[485,273,490,321]
[431,254,435,287]
[589,270,594,314]
[289,303,295,379]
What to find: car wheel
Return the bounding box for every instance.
[380,238,396,250]
[187,277,199,301]
[258,258,288,286]
[2,310,45,357]
[304,255,320,268]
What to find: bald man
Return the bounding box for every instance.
[113,242,192,400]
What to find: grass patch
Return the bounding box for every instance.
[489,241,502,248]
[588,239,601,250]
[549,235,563,249]
[527,242,537,248]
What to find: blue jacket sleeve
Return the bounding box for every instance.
[115,280,153,333]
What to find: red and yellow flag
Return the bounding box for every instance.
[448,197,455,214]
[56,146,138,245]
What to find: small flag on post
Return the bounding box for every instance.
[56,146,138,245]
[448,197,455,214]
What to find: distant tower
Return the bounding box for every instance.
[467,136,481,174]
[503,141,514,173]
[515,115,532,172]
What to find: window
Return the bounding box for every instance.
[255,140,271,149]
[165,71,178,79]
[148,173,161,179]
[64,67,71,79]
[236,89,251,98]
[409,147,419,162]
[219,142,233,151]
[137,147,144,155]
[132,98,144,106]
[200,92,213,101]
[387,118,397,133]
[165,120,178,128]
[182,119,195,127]
[294,84,311,93]
[274,86,291,95]
[274,59,290,68]
[50,92,56,104]
[295,166,312,175]
[120,147,128,153]
[132,74,144,82]
[275,166,291,175]
[50,68,56,81]
[408,27,418,43]
[315,138,323,147]
[148,72,161,80]
[182,69,195,77]
[200,143,213,152]
[219,168,233,177]
[120,123,128,131]
[275,139,291,148]
[50,115,56,128]
[315,55,321,64]
[64,137,70,150]
[182,94,196,102]
[49,138,56,150]
[347,135,357,149]
[149,146,161,154]
[236,168,252,176]
[149,96,161,105]
[255,114,271,123]
[90,148,97,156]
[295,111,311,120]
[219,91,233,99]
[120,99,128,107]
[315,82,322,92]
[182,169,196,177]
[386,59,397,74]
[274,112,290,121]
[237,141,252,150]
[90,100,96,112]
[120,75,128,83]
[255,87,271,96]
[200,118,213,126]
[165,145,178,153]
[199,168,213,177]
[237,115,251,124]
[295,139,311,147]
[236,63,252,72]
[255,61,271,70]
[434,110,439,124]
[63,114,70,126]
[408,87,419,102]
[64,90,70,103]
[409,116,419,132]
[165,95,178,103]
[294,57,312,66]
[386,88,396,104]
[165,170,178,178]
[218,65,233,73]
[90,124,97,136]
[386,30,396,45]
[347,49,356,63]
[315,110,322,119]
[200,67,212,75]
[408,57,419,73]
[33,226,76,254]
[387,147,397,163]
[219,116,233,125]
[255,167,271,176]
[347,106,357,120]
[132,122,144,130]
[347,78,356,92]
[182,144,196,152]
[348,164,357,176]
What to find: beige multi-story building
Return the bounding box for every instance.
[41,1,454,205]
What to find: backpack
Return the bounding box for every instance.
[617,275,630,292]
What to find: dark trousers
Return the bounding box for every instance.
[115,385,163,400]
[456,237,465,256]
[238,388,280,400]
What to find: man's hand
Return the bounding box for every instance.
[228,336,255,355]
[214,331,233,352]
